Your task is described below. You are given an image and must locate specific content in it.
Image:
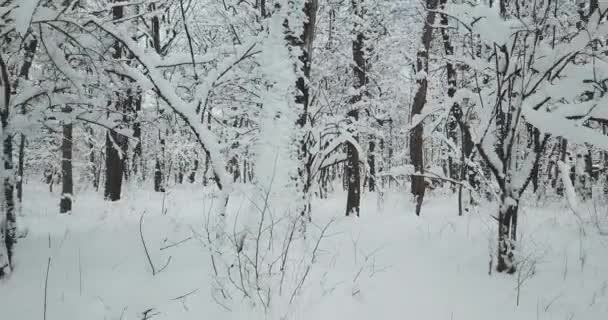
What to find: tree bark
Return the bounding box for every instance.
[368,140,376,192]
[345,0,366,217]
[0,53,15,277]
[189,159,198,183]
[285,0,317,220]
[496,196,518,274]
[89,130,99,190]
[16,38,38,205]
[104,1,128,201]
[60,118,73,214]
[410,0,438,216]
[132,90,142,179]
[440,0,459,192]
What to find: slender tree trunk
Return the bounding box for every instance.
[0,54,15,277]
[189,159,198,183]
[132,91,142,178]
[16,38,37,205]
[603,124,608,196]
[527,125,541,192]
[556,138,568,196]
[60,117,73,214]
[154,133,165,192]
[86,127,99,190]
[410,0,438,216]
[368,140,376,192]
[440,0,459,192]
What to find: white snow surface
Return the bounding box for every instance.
[1,183,608,320]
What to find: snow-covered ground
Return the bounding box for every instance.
[1,184,608,320]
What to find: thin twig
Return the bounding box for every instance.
[160,236,193,251]
[43,257,51,320]
[139,211,156,275]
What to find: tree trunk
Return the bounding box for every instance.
[86,126,99,190]
[60,120,73,214]
[410,0,438,216]
[0,54,15,277]
[440,0,459,192]
[286,0,317,220]
[132,91,142,179]
[189,159,198,183]
[556,138,568,196]
[104,1,128,201]
[154,132,165,192]
[104,130,125,201]
[496,196,518,274]
[346,0,366,217]
[368,140,376,192]
[16,38,37,205]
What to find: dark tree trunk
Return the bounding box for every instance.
[177,166,184,184]
[556,138,568,196]
[527,125,541,192]
[285,0,317,220]
[345,140,361,216]
[0,54,15,276]
[1,132,14,274]
[154,132,165,192]
[346,0,366,217]
[60,119,73,214]
[440,0,459,190]
[368,140,376,192]
[154,161,164,192]
[16,38,37,205]
[410,0,438,216]
[86,126,99,190]
[496,197,518,274]
[584,145,593,200]
[104,131,125,201]
[188,159,198,183]
[603,124,608,196]
[17,136,25,202]
[104,1,128,201]
[132,91,142,178]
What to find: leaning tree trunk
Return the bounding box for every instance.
[60,113,73,214]
[410,0,438,216]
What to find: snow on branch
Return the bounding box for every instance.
[88,19,236,192]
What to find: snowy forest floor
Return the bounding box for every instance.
[1,183,608,320]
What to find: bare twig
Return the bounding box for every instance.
[43,257,51,320]
[139,211,156,275]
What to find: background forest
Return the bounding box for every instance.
[2,0,608,319]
